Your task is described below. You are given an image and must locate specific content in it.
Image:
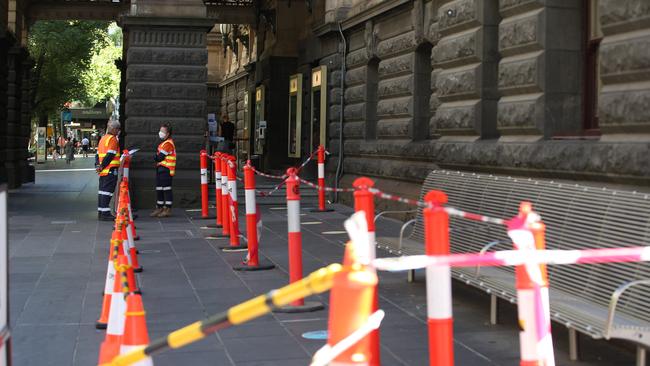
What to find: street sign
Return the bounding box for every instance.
[36,127,46,164]
[62,111,72,122]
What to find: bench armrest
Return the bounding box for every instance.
[398,219,417,251]
[605,279,650,340]
[374,210,418,223]
[473,241,500,278]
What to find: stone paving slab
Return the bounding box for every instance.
[6,158,638,365]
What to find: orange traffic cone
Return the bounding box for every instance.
[120,228,141,294]
[122,223,142,273]
[326,241,379,365]
[96,230,123,329]
[120,293,153,365]
[97,338,121,366]
[101,254,129,361]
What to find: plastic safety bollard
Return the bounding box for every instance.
[311,145,333,213]
[204,154,230,239]
[510,202,555,366]
[274,168,324,313]
[326,241,379,365]
[221,156,247,252]
[214,152,223,227]
[424,190,454,366]
[233,161,275,271]
[352,177,380,365]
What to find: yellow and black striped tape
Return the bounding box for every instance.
[102,263,343,366]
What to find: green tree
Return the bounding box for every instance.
[81,24,122,106]
[27,20,118,126]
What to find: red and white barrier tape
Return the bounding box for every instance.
[372,245,650,272]
[299,178,355,193]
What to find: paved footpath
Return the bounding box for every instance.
[7,157,636,365]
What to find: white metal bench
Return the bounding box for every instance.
[376,170,650,365]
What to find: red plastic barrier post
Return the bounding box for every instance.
[352,177,380,365]
[220,155,231,237]
[200,150,209,218]
[286,167,304,306]
[232,162,275,271]
[221,156,247,251]
[511,202,554,366]
[424,190,454,366]
[311,145,333,213]
[214,152,223,227]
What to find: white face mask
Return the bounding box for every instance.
[159,131,167,140]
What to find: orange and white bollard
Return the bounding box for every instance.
[233,161,275,271]
[508,202,555,366]
[352,177,380,365]
[221,156,247,252]
[424,190,454,366]
[312,145,333,213]
[205,154,230,239]
[325,226,379,365]
[198,149,214,219]
[214,152,223,227]
[275,168,323,313]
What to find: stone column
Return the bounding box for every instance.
[19,54,34,184]
[5,46,23,188]
[598,0,650,136]
[497,1,582,139]
[431,0,500,139]
[0,33,9,183]
[121,2,214,208]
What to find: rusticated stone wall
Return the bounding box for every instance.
[123,17,213,208]
[431,0,500,138]
[598,0,650,134]
[497,0,582,137]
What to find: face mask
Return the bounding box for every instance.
[159,131,167,140]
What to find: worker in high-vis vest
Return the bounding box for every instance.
[95,120,121,221]
[151,123,176,218]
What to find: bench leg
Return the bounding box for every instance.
[569,328,580,361]
[637,346,646,366]
[407,269,415,283]
[490,294,498,325]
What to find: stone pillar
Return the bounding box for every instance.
[431,0,500,139]
[5,46,23,188]
[121,7,214,208]
[19,54,34,184]
[598,0,650,136]
[497,1,582,139]
[0,33,9,183]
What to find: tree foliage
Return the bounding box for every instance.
[27,21,121,122]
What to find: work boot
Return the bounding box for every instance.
[156,207,172,218]
[150,207,163,217]
[98,213,114,222]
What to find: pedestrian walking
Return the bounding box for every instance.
[217,113,235,154]
[95,120,121,221]
[64,138,74,164]
[151,123,176,218]
[82,137,89,158]
[57,135,65,160]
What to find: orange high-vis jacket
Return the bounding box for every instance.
[97,134,121,176]
[157,138,176,176]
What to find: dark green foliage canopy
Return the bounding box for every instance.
[27,20,119,119]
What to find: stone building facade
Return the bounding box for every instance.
[212,0,650,208]
[0,0,34,189]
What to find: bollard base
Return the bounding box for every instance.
[200,224,222,229]
[220,244,248,252]
[233,261,275,271]
[131,214,139,220]
[205,234,230,240]
[95,322,107,330]
[273,301,324,313]
[189,215,217,220]
[134,236,140,241]
[310,208,334,213]
[134,266,143,273]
